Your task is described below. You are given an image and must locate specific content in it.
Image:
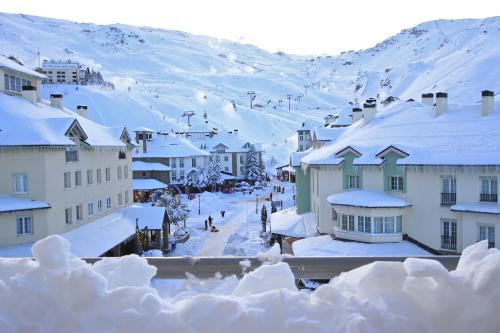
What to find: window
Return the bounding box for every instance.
[65,208,72,224]
[180,170,185,180]
[299,135,304,141]
[97,199,103,212]
[96,169,102,183]
[240,155,244,164]
[64,172,71,189]
[87,169,93,185]
[16,216,33,235]
[374,217,384,234]
[384,217,395,233]
[3,74,8,90]
[105,168,111,181]
[224,156,229,162]
[341,215,348,230]
[358,216,365,232]
[106,197,112,209]
[124,166,129,179]
[347,175,359,189]
[225,166,229,172]
[341,215,354,231]
[331,209,337,221]
[125,191,129,203]
[441,176,457,205]
[192,158,196,167]
[396,216,402,233]
[172,171,177,180]
[65,147,79,162]
[299,145,303,151]
[75,171,82,187]
[171,158,176,168]
[76,204,83,221]
[478,225,495,248]
[87,202,94,216]
[441,219,457,250]
[117,166,123,180]
[118,150,126,159]
[118,193,123,206]
[240,166,244,173]
[364,217,371,233]
[390,176,404,191]
[348,215,354,231]
[480,177,498,202]
[180,159,184,168]
[12,173,28,193]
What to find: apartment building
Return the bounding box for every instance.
[0,56,44,100]
[41,59,80,84]
[0,57,146,256]
[293,92,500,253]
[297,121,313,152]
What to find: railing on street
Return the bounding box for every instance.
[83,256,461,280]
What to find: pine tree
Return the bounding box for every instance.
[245,144,261,183]
[156,192,190,227]
[206,154,222,191]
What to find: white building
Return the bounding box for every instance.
[297,121,314,152]
[41,59,80,84]
[0,56,44,100]
[294,91,500,253]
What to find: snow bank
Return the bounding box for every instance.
[0,235,499,332]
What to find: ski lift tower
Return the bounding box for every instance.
[182,111,196,127]
[247,91,256,109]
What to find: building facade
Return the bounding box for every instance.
[41,60,80,84]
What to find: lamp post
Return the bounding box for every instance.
[198,195,201,215]
[255,194,258,214]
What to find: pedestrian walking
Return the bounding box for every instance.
[204,220,208,231]
[208,215,213,227]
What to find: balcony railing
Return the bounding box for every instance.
[83,256,461,280]
[480,193,497,202]
[441,192,456,206]
[441,235,457,251]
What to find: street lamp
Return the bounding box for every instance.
[255,193,258,214]
[198,195,201,215]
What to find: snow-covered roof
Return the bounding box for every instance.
[0,204,164,257]
[133,179,168,190]
[186,122,213,133]
[290,150,310,167]
[0,93,128,147]
[203,131,262,153]
[313,127,345,142]
[330,109,352,127]
[0,55,45,79]
[327,190,411,208]
[133,127,154,133]
[133,134,210,158]
[220,173,237,181]
[297,121,315,132]
[271,208,318,238]
[125,205,166,229]
[132,161,171,172]
[41,60,78,68]
[451,203,500,215]
[0,197,50,213]
[292,235,431,257]
[301,101,500,166]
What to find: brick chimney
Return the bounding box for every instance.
[352,107,362,123]
[50,94,63,109]
[76,105,88,118]
[481,90,494,116]
[421,93,434,106]
[21,85,37,104]
[435,92,447,116]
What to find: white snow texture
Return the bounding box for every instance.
[0,235,498,332]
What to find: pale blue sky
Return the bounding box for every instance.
[1,0,499,55]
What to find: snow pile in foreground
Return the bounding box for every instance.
[0,236,499,332]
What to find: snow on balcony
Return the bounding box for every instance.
[0,235,498,332]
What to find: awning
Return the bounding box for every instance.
[327,190,410,208]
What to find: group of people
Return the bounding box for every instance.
[273,185,285,194]
[204,211,226,232]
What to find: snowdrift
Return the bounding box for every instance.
[0,235,498,332]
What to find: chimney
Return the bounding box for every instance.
[50,94,63,109]
[481,90,494,116]
[76,105,88,118]
[234,129,238,135]
[421,93,434,106]
[352,107,362,123]
[21,85,37,104]
[435,92,448,116]
[362,102,377,123]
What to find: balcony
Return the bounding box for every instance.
[441,235,457,251]
[440,192,456,206]
[480,193,497,202]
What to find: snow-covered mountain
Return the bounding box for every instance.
[1,13,500,164]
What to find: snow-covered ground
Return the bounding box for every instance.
[0,232,499,332]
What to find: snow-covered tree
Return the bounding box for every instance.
[186,167,206,190]
[206,154,222,191]
[156,192,190,227]
[245,144,261,183]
